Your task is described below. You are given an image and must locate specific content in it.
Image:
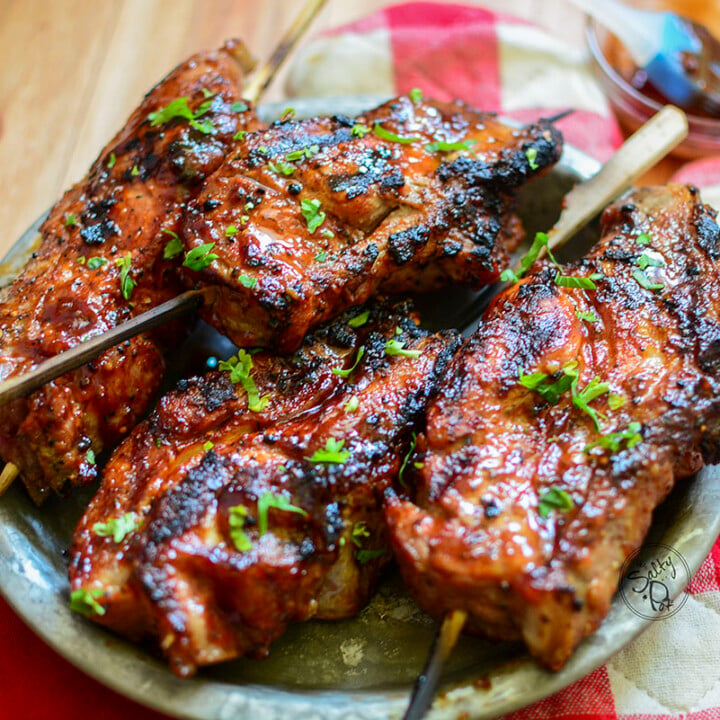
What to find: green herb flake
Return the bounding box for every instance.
[636,253,663,271]
[147,96,215,134]
[219,349,269,412]
[519,363,576,405]
[286,144,320,162]
[355,548,386,565]
[203,440,214,452]
[538,486,574,519]
[576,310,599,323]
[161,228,183,259]
[93,512,137,543]
[320,228,335,239]
[86,449,96,465]
[398,432,418,486]
[131,165,140,177]
[333,347,365,378]
[351,123,370,138]
[344,395,360,413]
[348,310,370,328]
[384,338,421,359]
[504,231,559,284]
[425,139,477,153]
[585,421,642,453]
[351,521,370,548]
[228,505,252,552]
[201,88,215,99]
[525,146,540,170]
[280,106,295,122]
[224,225,238,237]
[314,251,328,262]
[231,101,249,113]
[115,253,136,300]
[633,268,664,291]
[373,123,421,144]
[69,588,106,617]
[257,491,308,536]
[409,87,423,104]
[555,275,597,290]
[183,242,219,271]
[636,232,651,246]
[301,198,326,234]
[308,437,351,464]
[608,393,625,410]
[107,152,116,169]
[233,129,247,142]
[572,376,610,430]
[64,213,78,228]
[239,274,256,289]
[240,214,250,225]
[77,256,86,265]
[268,159,296,176]
[87,256,108,270]
[501,267,519,282]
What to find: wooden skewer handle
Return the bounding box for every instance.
[0,289,206,407]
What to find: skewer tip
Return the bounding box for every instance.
[0,463,19,497]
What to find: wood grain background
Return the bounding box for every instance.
[1,0,717,257]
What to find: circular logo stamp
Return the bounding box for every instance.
[619,542,691,620]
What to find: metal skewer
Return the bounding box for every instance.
[0,0,328,495]
[400,104,689,720]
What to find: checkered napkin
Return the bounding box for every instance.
[2,4,719,720]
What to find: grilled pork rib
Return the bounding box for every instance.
[183,96,562,351]
[69,302,459,677]
[0,41,259,503]
[386,185,720,670]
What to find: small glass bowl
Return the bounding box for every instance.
[586,18,720,159]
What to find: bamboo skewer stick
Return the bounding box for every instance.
[0,0,327,496]
[400,105,689,720]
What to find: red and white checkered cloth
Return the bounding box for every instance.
[2,4,719,719]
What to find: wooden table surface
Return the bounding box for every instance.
[1,0,718,258]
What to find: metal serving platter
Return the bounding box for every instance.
[0,97,719,720]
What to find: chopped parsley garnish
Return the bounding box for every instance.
[107,152,116,169]
[183,242,219,271]
[425,139,477,153]
[239,274,256,289]
[86,257,108,269]
[231,101,249,113]
[286,144,320,162]
[576,310,598,323]
[219,349,269,412]
[301,198,326,234]
[585,422,642,453]
[333,347,365,378]
[500,231,557,283]
[203,440,214,452]
[344,395,359,413]
[373,123,421,144]
[161,228,183,259]
[314,251,328,262]
[70,588,106,617]
[348,310,370,328]
[608,393,625,410]
[351,123,370,138]
[309,437,350,464]
[147,96,214,134]
[398,432,418,486]
[240,214,250,225]
[280,106,295,122]
[257,146,269,155]
[572,376,609,430]
[257,492,308,536]
[201,88,215,99]
[356,548,386,565]
[320,228,335,239]
[351,521,370,547]
[525,147,539,170]
[268,159,296,176]
[519,367,574,405]
[555,275,597,290]
[93,512,137,543]
[228,505,252,552]
[233,129,247,141]
[225,225,238,237]
[115,253,136,300]
[409,87,423,104]
[633,268,664,291]
[636,232,651,245]
[131,165,140,177]
[86,449,96,465]
[384,338,421,358]
[64,213,77,227]
[538,487,574,519]
[636,253,663,271]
